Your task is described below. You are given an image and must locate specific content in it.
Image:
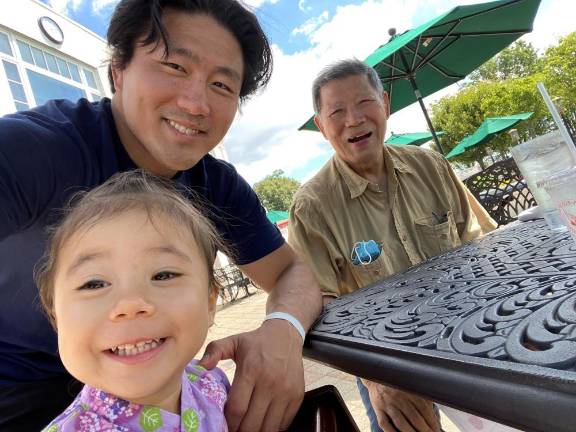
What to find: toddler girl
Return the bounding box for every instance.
[36,170,231,431]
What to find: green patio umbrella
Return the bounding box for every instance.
[299,0,541,155]
[385,131,444,146]
[446,112,533,159]
[266,210,289,224]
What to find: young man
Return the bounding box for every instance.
[0,1,321,431]
[289,59,496,432]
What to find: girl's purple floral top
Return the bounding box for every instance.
[42,361,229,432]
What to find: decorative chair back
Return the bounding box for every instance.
[464,157,536,226]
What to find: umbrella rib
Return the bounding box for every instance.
[388,52,396,103]
[412,20,460,74]
[382,73,410,82]
[376,59,408,76]
[402,38,464,80]
[410,34,424,72]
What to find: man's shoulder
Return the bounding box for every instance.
[202,154,239,177]
[2,98,105,128]
[0,98,109,148]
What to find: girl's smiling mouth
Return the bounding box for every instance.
[105,337,168,364]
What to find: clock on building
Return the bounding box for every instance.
[38,16,64,44]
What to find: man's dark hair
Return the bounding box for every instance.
[107,0,273,101]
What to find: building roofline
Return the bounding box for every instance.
[29,0,108,45]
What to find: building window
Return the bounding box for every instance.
[16,39,99,90]
[2,60,29,111]
[0,32,12,57]
[26,69,86,106]
[1,34,103,110]
[68,63,81,83]
[44,52,60,74]
[30,46,47,69]
[16,40,33,64]
[83,68,98,90]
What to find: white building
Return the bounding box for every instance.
[0,0,110,116]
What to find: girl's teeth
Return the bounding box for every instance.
[112,339,161,356]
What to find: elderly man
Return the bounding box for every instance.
[289,59,496,432]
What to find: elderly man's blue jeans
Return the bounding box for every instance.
[356,377,385,432]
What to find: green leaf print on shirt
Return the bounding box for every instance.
[187,364,206,383]
[139,406,163,431]
[182,408,200,432]
[187,372,200,382]
[42,425,59,432]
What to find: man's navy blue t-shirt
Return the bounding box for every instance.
[0,98,284,384]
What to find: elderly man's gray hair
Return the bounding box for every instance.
[312,59,384,114]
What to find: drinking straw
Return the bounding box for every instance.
[537,82,576,154]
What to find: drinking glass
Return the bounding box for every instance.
[510,131,576,231]
[537,167,576,242]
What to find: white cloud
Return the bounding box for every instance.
[243,0,280,8]
[47,0,84,14]
[521,0,574,52]
[223,0,573,185]
[292,11,329,37]
[228,0,419,184]
[91,0,120,14]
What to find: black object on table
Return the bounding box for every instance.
[304,220,576,432]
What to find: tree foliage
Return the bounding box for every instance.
[253,170,300,212]
[468,40,540,83]
[431,35,575,167]
[540,32,576,132]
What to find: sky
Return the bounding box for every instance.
[39,0,572,185]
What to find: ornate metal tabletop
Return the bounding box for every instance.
[304,220,576,432]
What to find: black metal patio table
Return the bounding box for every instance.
[303,220,576,432]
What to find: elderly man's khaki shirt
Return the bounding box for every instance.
[288,144,496,297]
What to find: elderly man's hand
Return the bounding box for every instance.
[363,380,441,432]
[199,319,305,432]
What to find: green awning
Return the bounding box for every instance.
[266,210,289,224]
[385,131,444,146]
[446,112,534,159]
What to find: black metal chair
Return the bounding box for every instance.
[464,157,536,227]
[215,264,255,303]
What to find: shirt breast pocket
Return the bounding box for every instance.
[414,210,460,257]
[350,253,387,289]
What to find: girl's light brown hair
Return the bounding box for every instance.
[34,169,232,327]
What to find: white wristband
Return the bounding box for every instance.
[264,312,306,343]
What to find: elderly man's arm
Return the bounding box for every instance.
[440,157,497,242]
[200,243,322,432]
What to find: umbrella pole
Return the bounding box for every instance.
[398,50,445,155]
[411,85,445,155]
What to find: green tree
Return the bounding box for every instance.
[431,75,550,167]
[253,170,300,212]
[540,32,576,133]
[468,40,540,83]
[431,34,576,167]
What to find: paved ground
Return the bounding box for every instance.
[202,290,460,432]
